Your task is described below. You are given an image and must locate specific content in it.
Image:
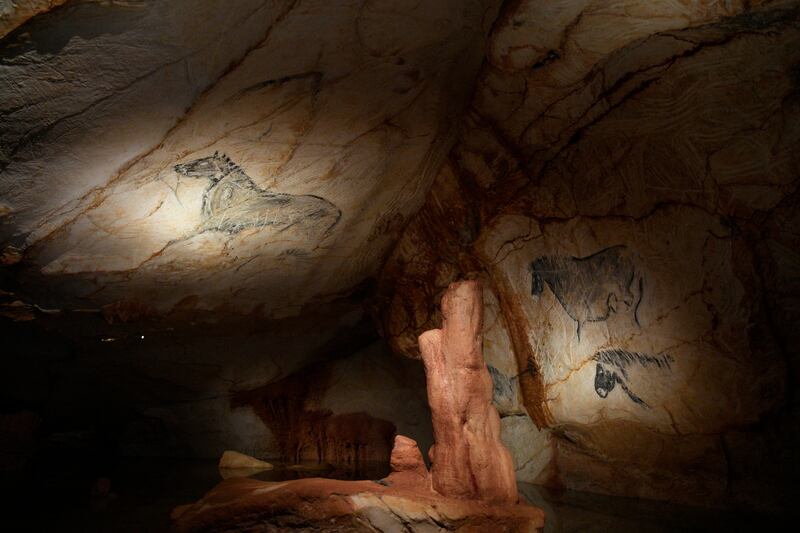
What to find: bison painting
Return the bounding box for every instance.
[529,245,644,340]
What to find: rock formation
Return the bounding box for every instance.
[0,0,68,38]
[376,0,800,510]
[385,435,429,487]
[0,0,494,318]
[0,0,493,483]
[419,279,518,503]
[218,450,273,470]
[171,283,542,531]
[231,342,430,471]
[172,436,544,533]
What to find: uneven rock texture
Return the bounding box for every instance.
[386,435,429,486]
[378,0,800,509]
[0,0,495,472]
[172,477,545,533]
[172,436,544,533]
[0,0,497,318]
[500,414,552,485]
[0,0,68,38]
[232,341,432,469]
[1,0,799,517]
[172,291,543,531]
[419,280,517,503]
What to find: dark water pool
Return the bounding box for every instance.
[1,457,788,532]
[2,458,391,532]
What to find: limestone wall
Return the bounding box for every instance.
[377,0,800,509]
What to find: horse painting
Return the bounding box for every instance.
[174,152,341,236]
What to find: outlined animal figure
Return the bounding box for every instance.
[487,365,518,408]
[529,245,644,340]
[592,349,673,408]
[173,152,341,236]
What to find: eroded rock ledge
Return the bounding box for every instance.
[172,440,544,532]
[173,281,543,532]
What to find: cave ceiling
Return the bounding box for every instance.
[0,0,495,324]
[1,0,798,336]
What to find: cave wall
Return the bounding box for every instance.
[1,308,431,472]
[377,0,800,510]
[0,0,798,513]
[0,0,494,473]
[0,0,70,38]
[233,341,432,470]
[0,296,378,459]
[0,0,498,316]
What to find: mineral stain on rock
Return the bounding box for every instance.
[529,245,644,340]
[173,152,341,236]
[231,368,396,470]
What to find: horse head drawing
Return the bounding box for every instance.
[594,363,616,398]
[174,151,238,182]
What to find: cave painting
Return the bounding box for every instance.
[488,365,518,407]
[530,245,644,340]
[173,152,341,235]
[593,349,673,408]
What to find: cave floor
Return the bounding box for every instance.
[2,458,787,532]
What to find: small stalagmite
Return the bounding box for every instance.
[418,279,518,503]
[384,434,430,487]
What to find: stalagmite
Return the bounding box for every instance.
[419,279,518,503]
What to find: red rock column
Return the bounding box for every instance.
[419,280,518,503]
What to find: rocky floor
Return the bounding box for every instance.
[2,458,789,532]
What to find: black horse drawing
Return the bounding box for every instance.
[592,349,673,408]
[173,152,341,235]
[530,245,644,340]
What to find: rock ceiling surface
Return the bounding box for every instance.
[0,0,496,317]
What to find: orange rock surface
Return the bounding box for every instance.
[172,284,543,531]
[420,280,518,503]
[172,435,544,532]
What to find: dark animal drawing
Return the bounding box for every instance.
[487,365,518,407]
[173,152,341,235]
[592,349,673,408]
[530,245,644,340]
